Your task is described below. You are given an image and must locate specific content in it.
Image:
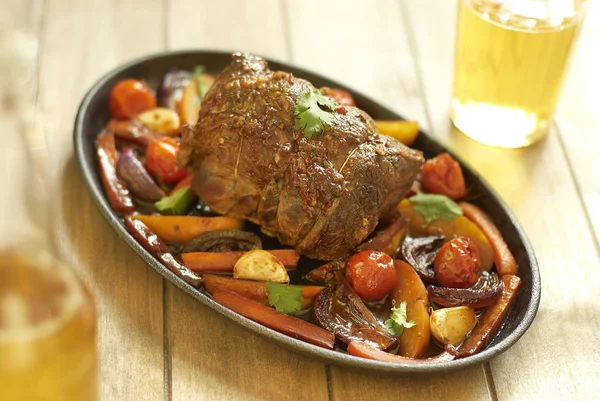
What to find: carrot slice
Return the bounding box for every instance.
[97,131,135,214]
[457,275,521,358]
[132,215,244,243]
[459,202,518,276]
[348,341,455,364]
[182,249,300,272]
[212,288,335,349]
[124,217,202,287]
[170,175,193,195]
[203,274,322,309]
[390,260,431,358]
[106,119,159,146]
[356,214,407,257]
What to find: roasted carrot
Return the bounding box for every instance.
[203,274,323,309]
[124,217,202,287]
[298,286,325,308]
[212,288,335,349]
[356,214,407,257]
[97,131,135,214]
[305,260,345,284]
[348,341,455,364]
[183,249,300,272]
[457,275,521,358]
[170,175,193,195]
[132,215,244,243]
[106,119,158,146]
[459,202,518,276]
[391,260,431,359]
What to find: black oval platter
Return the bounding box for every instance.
[74,50,540,375]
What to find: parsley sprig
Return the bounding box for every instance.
[266,282,303,315]
[294,89,338,138]
[191,66,210,101]
[409,193,463,225]
[384,302,416,336]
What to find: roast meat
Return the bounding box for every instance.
[178,53,423,260]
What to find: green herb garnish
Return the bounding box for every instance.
[294,89,338,138]
[191,66,210,101]
[408,193,463,225]
[266,281,303,315]
[155,186,194,215]
[384,302,416,336]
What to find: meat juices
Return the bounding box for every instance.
[178,53,423,260]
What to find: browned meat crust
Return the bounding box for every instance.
[179,53,423,260]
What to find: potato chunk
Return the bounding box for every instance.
[233,250,290,283]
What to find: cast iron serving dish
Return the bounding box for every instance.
[73,50,540,375]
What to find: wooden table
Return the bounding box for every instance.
[3,0,599,400]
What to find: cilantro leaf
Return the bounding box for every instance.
[408,193,463,225]
[384,302,416,336]
[155,186,194,215]
[294,89,338,138]
[191,66,210,101]
[266,281,303,315]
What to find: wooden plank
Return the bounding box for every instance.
[285,1,491,400]
[0,0,45,244]
[283,0,429,131]
[404,1,600,399]
[555,2,600,238]
[166,0,287,59]
[33,0,166,400]
[166,1,329,400]
[0,0,44,31]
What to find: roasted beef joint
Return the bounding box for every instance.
[178,53,423,260]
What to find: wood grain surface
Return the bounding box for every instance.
[556,2,600,239]
[405,2,600,400]
[2,0,598,400]
[24,0,166,400]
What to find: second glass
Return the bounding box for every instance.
[451,0,588,148]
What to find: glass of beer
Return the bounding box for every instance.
[0,249,99,401]
[451,0,589,148]
[0,26,99,400]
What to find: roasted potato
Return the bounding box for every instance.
[233,250,290,283]
[375,120,419,145]
[430,306,477,346]
[137,107,181,135]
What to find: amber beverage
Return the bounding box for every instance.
[452,0,588,148]
[0,250,99,401]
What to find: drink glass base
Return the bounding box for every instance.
[451,100,549,148]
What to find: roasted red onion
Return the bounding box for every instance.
[116,148,165,201]
[401,236,445,281]
[157,68,191,110]
[313,280,397,350]
[304,260,345,284]
[427,272,504,309]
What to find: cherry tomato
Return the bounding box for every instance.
[320,87,357,107]
[109,79,157,120]
[434,237,480,288]
[145,138,188,184]
[345,250,397,301]
[421,153,466,200]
